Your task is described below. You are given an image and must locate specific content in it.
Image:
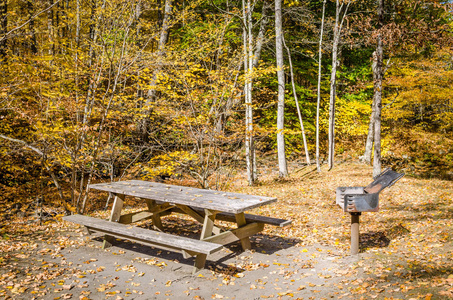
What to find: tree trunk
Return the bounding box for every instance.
[328,1,341,170]
[47,0,54,56]
[362,105,375,164]
[81,10,137,212]
[0,0,7,60]
[26,0,37,54]
[77,0,107,211]
[252,2,268,68]
[242,0,258,185]
[147,0,172,100]
[283,35,310,165]
[316,0,326,172]
[328,0,350,170]
[328,31,338,170]
[215,3,267,135]
[141,0,173,138]
[372,0,384,178]
[71,0,82,207]
[275,0,288,177]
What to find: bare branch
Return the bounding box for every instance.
[0,134,43,156]
[0,0,62,43]
[383,89,399,110]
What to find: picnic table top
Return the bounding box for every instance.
[88,180,277,214]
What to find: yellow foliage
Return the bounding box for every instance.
[141,151,198,179]
[332,97,371,138]
[384,49,453,133]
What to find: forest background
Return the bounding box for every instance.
[0,0,452,214]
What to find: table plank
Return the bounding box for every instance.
[88,180,277,214]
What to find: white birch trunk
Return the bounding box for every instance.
[215,3,267,136]
[328,0,350,170]
[362,87,375,164]
[275,0,288,177]
[316,0,326,172]
[283,36,310,165]
[243,0,254,185]
[373,0,384,177]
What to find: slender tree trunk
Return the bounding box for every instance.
[316,0,326,172]
[243,0,254,185]
[27,0,37,54]
[81,9,137,212]
[47,0,54,56]
[146,0,172,100]
[215,3,267,135]
[275,0,288,177]
[328,33,338,170]
[283,36,310,165]
[141,0,173,138]
[328,1,344,170]
[372,0,384,177]
[0,0,7,60]
[247,0,255,183]
[362,98,375,164]
[76,0,106,211]
[71,0,81,207]
[252,2,268,68]
[83,0,105,126]
[328,1,350,170]
[135,1,143,102]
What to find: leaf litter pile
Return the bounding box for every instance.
[0,162,452,299]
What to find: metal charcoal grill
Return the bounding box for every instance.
[336,168,404,254]
[336,168,404,213]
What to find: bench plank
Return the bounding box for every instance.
[64,214,223,256]
[218,211,292,227]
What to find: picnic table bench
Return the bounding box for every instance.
[64,180,291,273]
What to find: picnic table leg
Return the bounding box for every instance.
[193,254,208,274]
[146,199,164,231]
[200,209,217,240]
[191,209,217,270]
[177,205,221,235]
[235,212,252,250]
[103,193,125,249]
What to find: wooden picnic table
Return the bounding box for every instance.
[64,180,290,273]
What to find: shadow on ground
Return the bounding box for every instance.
[89,217,300,275]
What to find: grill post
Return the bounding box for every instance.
[350,212,361,255]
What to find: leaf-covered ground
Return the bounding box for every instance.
[1,162,452,299]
